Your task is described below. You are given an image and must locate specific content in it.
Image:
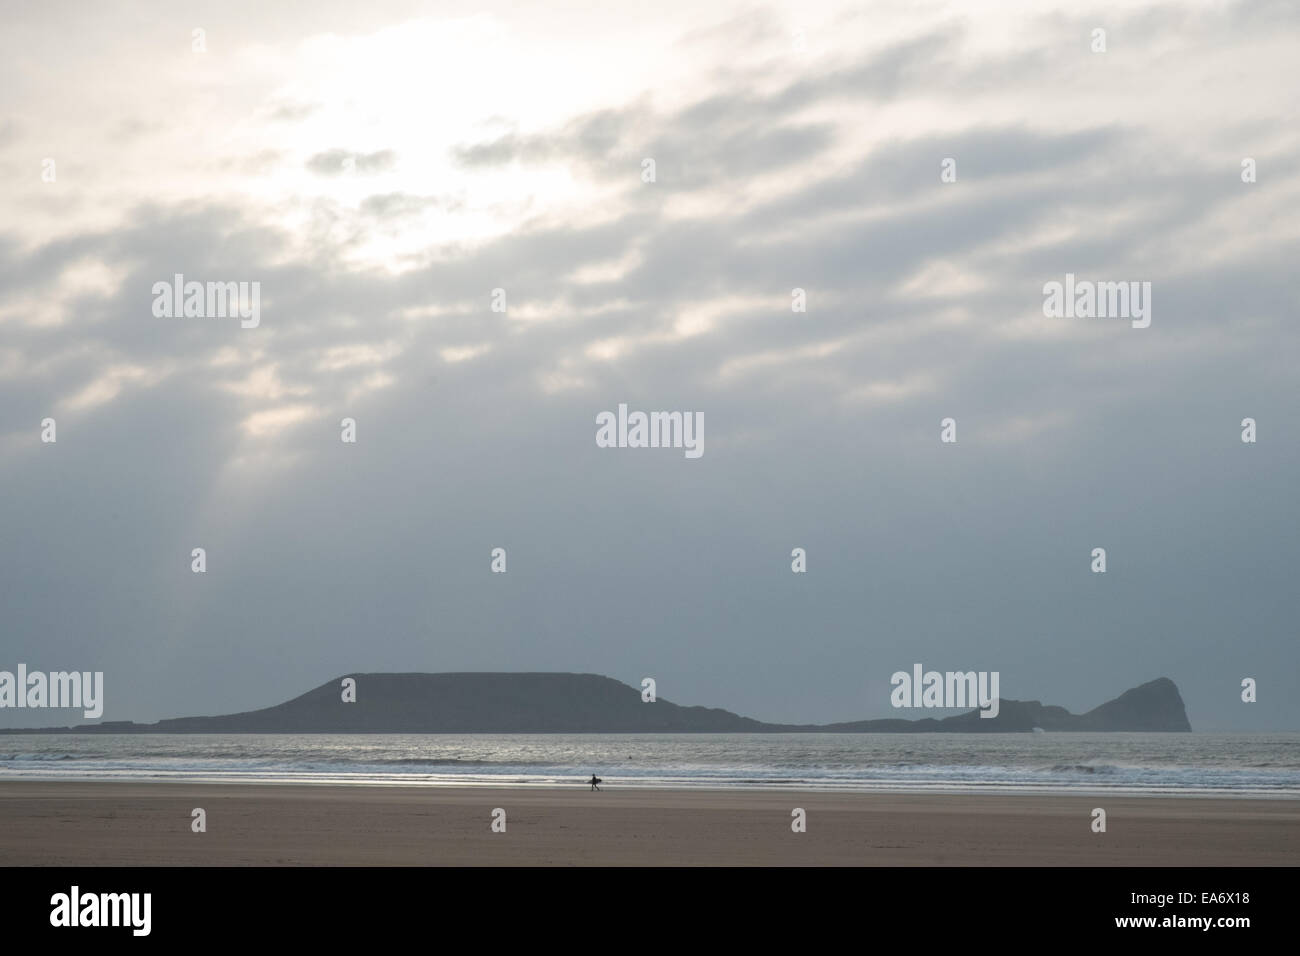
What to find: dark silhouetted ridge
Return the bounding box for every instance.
[2,673,1193,733]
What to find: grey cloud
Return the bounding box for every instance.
[359,192,462,219]
[452,107,639,169]
[269,101,320,122]
[0,118,20,149]
[305,148,397,176]
[220,149,286,175]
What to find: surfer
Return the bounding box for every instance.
[588,774,602,792]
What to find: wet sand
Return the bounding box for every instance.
[1,781,1295,865]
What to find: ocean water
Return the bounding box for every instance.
[1,732,1298,796]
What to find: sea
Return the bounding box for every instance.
[2,732,1298,796]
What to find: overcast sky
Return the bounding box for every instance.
[1,0,1297,731]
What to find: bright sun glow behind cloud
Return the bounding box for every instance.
[220,14,702,269]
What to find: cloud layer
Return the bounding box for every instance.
[1,0,1297,729]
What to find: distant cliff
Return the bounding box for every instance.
[2,673,1192,733]
[815,678,1192,733]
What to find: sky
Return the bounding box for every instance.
[1,0,1297,731]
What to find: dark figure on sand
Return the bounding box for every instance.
[589,775,602,791]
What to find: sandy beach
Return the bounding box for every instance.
[0,781,1295,865]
